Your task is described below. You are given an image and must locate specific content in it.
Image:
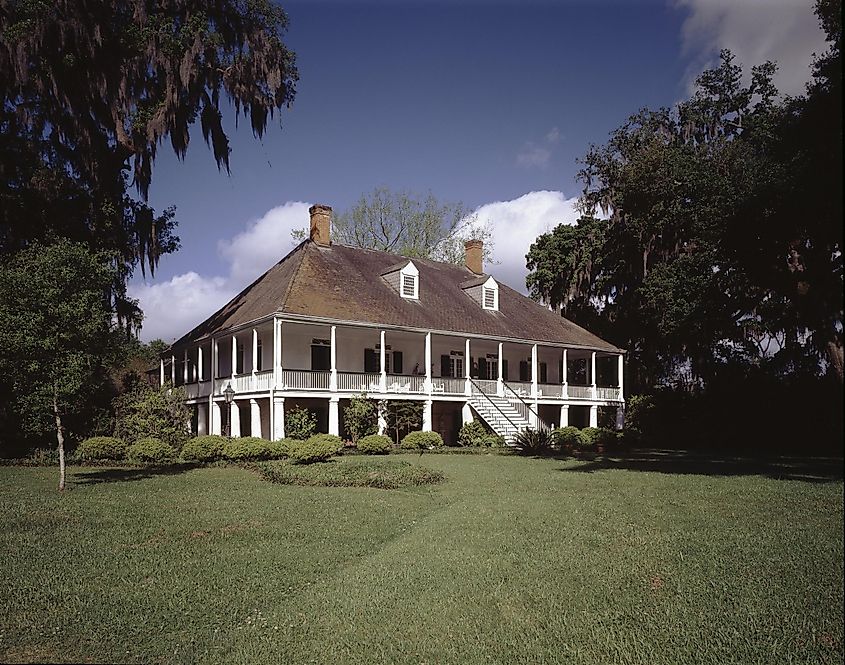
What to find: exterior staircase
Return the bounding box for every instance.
[468,391,531,443]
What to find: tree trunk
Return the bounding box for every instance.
[828,340,844,382]
[53,392,65,491]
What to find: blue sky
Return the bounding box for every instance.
[132,0,827,341]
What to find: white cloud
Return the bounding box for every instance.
[545,127,562,144]
[130,202,310,342]
[676,0,827,96]
[469,191,581,293]
[516,143,551,169]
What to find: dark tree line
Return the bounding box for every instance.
[527,1,841,396]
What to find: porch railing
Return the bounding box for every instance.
[568,384,594,399]
[386,374,427,394]
[537,383,562,398]
[282,369,330,391]
[596,386,621,401]
[473,379,498,395]
[337,371,381,392]
[431,377,466,395]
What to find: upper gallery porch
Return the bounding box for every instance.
[160,318,624,405]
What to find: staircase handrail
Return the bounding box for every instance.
[501,381,551,433]
[467,378,520,432]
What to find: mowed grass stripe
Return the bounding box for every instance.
[1,456,842,664]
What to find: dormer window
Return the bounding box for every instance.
[402,273,417,298]
[381,259,419,300]
[483,285,497,310]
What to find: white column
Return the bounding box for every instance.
[422,399,433,432]
[183,349,189,384]
[272,396,285,440]
[464,338,471,396]
[591,351,597,400]
[377,401,387,435]
[170,354,176,385]
[252,329,258,375]
[562,348,568,398]
[250,398,262,438]
[159,358,165,386]
[379,330,387,392]
[589,404,598,428]
[618,353,624,400]
[212,337,218,382]
[497,342,504,397]
[197,345,204,382]
[424,332,432,394]
[328,397,340,436]
[462,402,474,425]
[230,400,241,437]
[273,318,282,389]
[530,344,538,398]
[197,403,208,436]
[330,325,338,391]
[211,401,222,435]
[615,405,625,430]
[231,335,237,377]
[560,404,569,428]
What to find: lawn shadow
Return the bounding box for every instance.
[71,463,201,485]
[559,448,844,483]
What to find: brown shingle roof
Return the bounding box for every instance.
[173,241,622,352]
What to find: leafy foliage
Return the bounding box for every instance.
[180,435,226,462]
[0,241,120,487]
[343,394,377,444]
[222,436,283,462]
[512,428,554,455]
[382,400,424,444]
[457,421,488,447]
[357,434,393,455]
[256,458,445,489]
[526,31,843,389]
[76,436,127,461]
[400,431,444,450]
[285,406,317,441]
[127,437,176,464]
[580,427,617,449]
[552,426,585,449]
[114,381,190,450]
[289,435,343,465]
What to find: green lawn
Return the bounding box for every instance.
[1,454,842,664]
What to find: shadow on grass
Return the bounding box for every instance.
[558,448,844,483]
[71,463,201,485]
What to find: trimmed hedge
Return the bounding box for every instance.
[400,431,444,450]
[581,427,618,448]
[457,421,488,447]
[553,426,585,449]
[180,435,227,462]
[256,458,445,489]
[76,436,127,461]
[289,434,343,464]
[127,437,176,464]
[357,434,392,454]
[223,436,284,462]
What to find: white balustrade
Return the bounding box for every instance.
[474,379,498,395]
[568,385,593,399]
[282,369,330,391]
[596,386,621,401]
[430,377,465,394]
[537,383,562,397]
[506,381,532,398]
[337,372,381,393]
[385,374,427,394]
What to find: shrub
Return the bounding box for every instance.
[357,434,392,454]
[285,406,317,440]
[457,421,487,447]
[127,437,176,464]
[400,431,444,450]
[180,435,227,462]
[553,426,585,449]
[274,438,304,457]
[222,436,282,462]
[513,428,554,454]
[256,458,445,489]
[580,427,617,449]
[343,394,378,443]
[114,382,191,451]
[289,434,343,464]
[76,436,127,461]
[482,434,506,448]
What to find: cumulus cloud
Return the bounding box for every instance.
[130,201,310,342]
[469,190,581,293]
[676,0,827,96]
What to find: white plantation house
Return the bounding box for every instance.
[160,205,625,444]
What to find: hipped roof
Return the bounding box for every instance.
[172,241,622,353]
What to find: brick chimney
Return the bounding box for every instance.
[309,204,332,246]
[464,239,483,274]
